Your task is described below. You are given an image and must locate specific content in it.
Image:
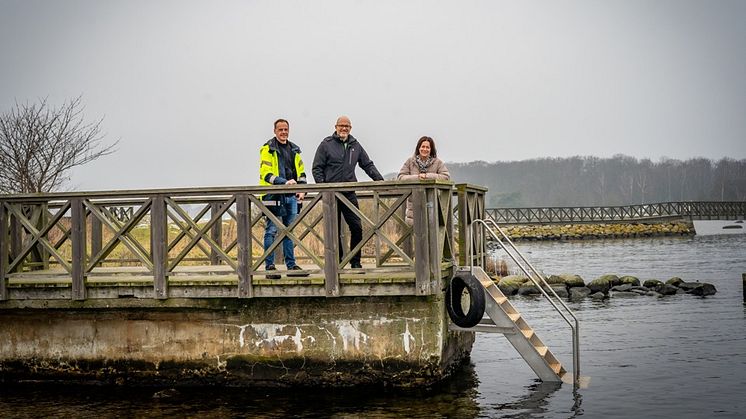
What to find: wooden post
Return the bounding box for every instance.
[412,187,430,295]
[91,214,102,265]
[210,202,223,265]
[322,191,339,296]
[151,196,168,299]
[236,193,252,298]
[10,213,21,271]
[400,204,413,258]
[40,203,49,270]
[426,187,440,295]
[0,202,8,300]
[444,188,455,263]
[456,184,469,267]
[70,198,87,300]
[476,189,486,269]
[743,273,745,303]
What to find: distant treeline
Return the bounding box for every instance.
[446,155,746,207]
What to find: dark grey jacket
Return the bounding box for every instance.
[311,133,383,183]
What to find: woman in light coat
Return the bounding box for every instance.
[397,136,450,225]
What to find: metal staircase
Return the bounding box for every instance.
[450,218,582,386]
[450,265,567,382]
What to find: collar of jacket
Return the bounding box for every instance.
[331,132,358,145]
[266,137,301,153]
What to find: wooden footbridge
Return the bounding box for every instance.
[486,201,746,225]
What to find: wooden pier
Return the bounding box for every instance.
[0,181,489,387]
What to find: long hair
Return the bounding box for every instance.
[414,136,437,158]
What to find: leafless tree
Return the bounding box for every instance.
[0,96,118,193]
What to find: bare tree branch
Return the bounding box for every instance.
[0,96,118,193]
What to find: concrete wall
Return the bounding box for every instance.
[0,296,474,388]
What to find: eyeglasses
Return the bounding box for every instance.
[336,124,351,129]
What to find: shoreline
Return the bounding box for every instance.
[500,221,694,241]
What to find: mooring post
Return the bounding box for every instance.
[742,273,745,303]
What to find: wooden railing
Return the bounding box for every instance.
[1,181,487,301]
[486,201,746,225]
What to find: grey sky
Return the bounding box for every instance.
[1,0,745,191]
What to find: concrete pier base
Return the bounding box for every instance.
[0,296,474,388]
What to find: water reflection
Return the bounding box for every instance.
[484,381,568,418]
[0,360,576,418]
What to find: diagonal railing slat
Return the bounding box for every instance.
[85,199,154,272]
[6,201,72,273]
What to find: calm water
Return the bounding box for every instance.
[2,235,745,418]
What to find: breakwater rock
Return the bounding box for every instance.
[495,273,716,300]
[500,221,694,241]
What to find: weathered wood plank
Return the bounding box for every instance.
[456,184,469,266]
[90,213,102,264]
[71,198,87,300]
[427,188,439,295]
[151,195,168,299]
[322,191,339,296]
[0,202,8,300]
[210,202,223,265]
[9,213,21,272]
[412,188,430,295]
[236,193,252,298]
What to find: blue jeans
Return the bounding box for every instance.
[263,196,298,268]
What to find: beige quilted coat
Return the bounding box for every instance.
[396,156,450,225]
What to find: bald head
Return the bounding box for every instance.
[335,116,352,140]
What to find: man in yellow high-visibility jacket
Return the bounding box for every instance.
[259,119,308,279]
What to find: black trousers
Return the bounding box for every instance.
[338,192,362,266]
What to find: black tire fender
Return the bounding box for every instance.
[445,273,486,328]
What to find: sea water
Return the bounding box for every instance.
[2,235,745,418]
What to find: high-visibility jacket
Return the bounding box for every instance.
[259,137,306,202]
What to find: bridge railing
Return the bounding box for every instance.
[486,201,746,225]
[454,184,487,268]
[1,180,475,301]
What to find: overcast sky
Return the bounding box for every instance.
[1,0,745,191]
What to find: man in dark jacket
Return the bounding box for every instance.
[312,116,383,269]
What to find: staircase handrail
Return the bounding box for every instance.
[469,218,580,385]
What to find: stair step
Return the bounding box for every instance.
[449,323,516,334]
[535,345,548,357]
[549,361,563,374]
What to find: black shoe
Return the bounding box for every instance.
[266,265,280,279]
[287,265,309,277]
